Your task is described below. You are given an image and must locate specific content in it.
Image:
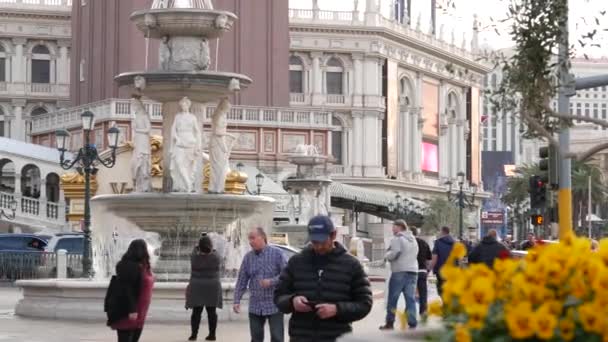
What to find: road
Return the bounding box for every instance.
[0,277,438,341]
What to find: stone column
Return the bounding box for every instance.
[457,119,466,177]
[402,108,411,176]
[311,52,324,106]
[352,54,364,107]
[352,111,364,176]
[362,113,376,166]
[57,40,70,84]
[11,99,26,141]
[12,38,26,84]
[14,172,22,196]
[450,119,458,178]
[346,127,353,173]
[365,0,380,25]
[439,117,449,180]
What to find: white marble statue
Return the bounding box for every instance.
[170,97,202,192]
[295,144,319,156]
[208,98,236,193]
[131,97,152,192]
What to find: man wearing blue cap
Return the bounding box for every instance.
[274,215,373,342]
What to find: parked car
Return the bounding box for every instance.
[39,233,84,278]
[0,234,48,280]
[270,243,300,260]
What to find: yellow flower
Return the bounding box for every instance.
[534,305,557,340]
[395,309,408,331]
[454,324,471,342]
[505,302,535,340]
[464,305,487,330]
[598,239,608,264]
[593,269,608,294]
[461,278,495,307]
[450,242,467,260]
[579,302,605,333]
[559,319,575,341]
[428,300,443,317]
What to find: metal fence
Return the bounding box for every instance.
[0,251,83,281]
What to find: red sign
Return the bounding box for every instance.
[481,211,504,225]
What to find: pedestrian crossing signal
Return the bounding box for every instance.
[531,214,544,226]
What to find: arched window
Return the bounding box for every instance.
[448,92,459,118]
[0,44,6,82]
[289,56,304,94]
[45,173,60,203]
[21,164,41,198]
[31,45,51,84]
[331,116,343,165]
[0,159,15,192]
[326,57,344,95]
[31,107,48,116]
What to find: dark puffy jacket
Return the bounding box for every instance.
[274,243,373,342]
[432,235,455,275]
[468,236,509,268]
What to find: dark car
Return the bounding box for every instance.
[40,233,85,278]
[0,234,48,280]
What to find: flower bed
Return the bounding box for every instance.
[428,235,608,341]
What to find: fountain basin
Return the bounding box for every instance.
[115,71,252,103]
[92,193,274,231]
[131,9,237,39]
[15,279,248,322]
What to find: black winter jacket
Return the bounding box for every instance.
[274,243,373,342]
[104,260,142,326]
[468,236,509,268]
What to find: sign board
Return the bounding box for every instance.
[481,211,504,225]
[270,233,289,246]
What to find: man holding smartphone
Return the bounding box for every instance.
[274,215,373,342]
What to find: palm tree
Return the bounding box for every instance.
[571,160,607,234]
[502,164,540,209]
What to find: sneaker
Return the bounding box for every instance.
[379,323,394,330]
[205,335,216,341]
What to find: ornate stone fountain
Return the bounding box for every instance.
[15,0,274,322]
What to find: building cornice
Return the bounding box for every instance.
[289,25,490,75]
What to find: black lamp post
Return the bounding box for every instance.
[55,111,120,278]
[0,198,18,220]
[445,171,477,241]
[255,173,264,195]
[387,193,420,222]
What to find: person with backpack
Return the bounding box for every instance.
[105,239,155,342]
[379,219,419,331]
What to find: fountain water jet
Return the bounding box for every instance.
[15,0,274,322]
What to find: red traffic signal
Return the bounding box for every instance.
[531,214,544,226]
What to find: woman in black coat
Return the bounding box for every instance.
[186,234,223,341]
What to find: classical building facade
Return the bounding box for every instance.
[0,0,71,142]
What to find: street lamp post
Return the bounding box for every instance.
[0,198,18,220]
[55,111,120,278]
[445,172,477,241]
[387,193,420,222]
[255,173,264,195]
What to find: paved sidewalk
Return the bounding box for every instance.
[0,284,396,342]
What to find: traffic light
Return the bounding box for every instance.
[531,214,544,226]
[539,145,559,190]
[529,175,547,209]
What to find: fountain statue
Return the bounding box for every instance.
[15,0,274,323]
[208,98,236,194]
[169,96,202,192]
[131,95,152,193]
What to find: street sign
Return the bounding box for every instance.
[481,211,504,225]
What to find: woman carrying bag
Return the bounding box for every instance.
[105,239,155,342]
[186,234,223,341]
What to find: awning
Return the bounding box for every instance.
[329,182,427,223]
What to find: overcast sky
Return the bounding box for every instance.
[290,0,608,58]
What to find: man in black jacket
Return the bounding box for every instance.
[412,227,432,316]
[468,229,509,267]
[274,215,373,342]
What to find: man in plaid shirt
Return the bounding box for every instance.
[233,227,287,342]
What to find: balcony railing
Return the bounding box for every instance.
[0,191,66,225]
[289,8,478,63]
[326,94,346,104]
[0,0,72,7]
[290,93,306,103]
[0,82,69,98]
[31,98,336,134]
[30,83,52,93]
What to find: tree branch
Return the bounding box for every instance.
[519,110,559,146]
[547,111,608,128]
[575,142,608,162]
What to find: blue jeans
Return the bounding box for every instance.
[386,271,418,328]
[249,313,284,342]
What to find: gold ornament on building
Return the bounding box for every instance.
[60,171,98,198]
[202,164,248,194]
